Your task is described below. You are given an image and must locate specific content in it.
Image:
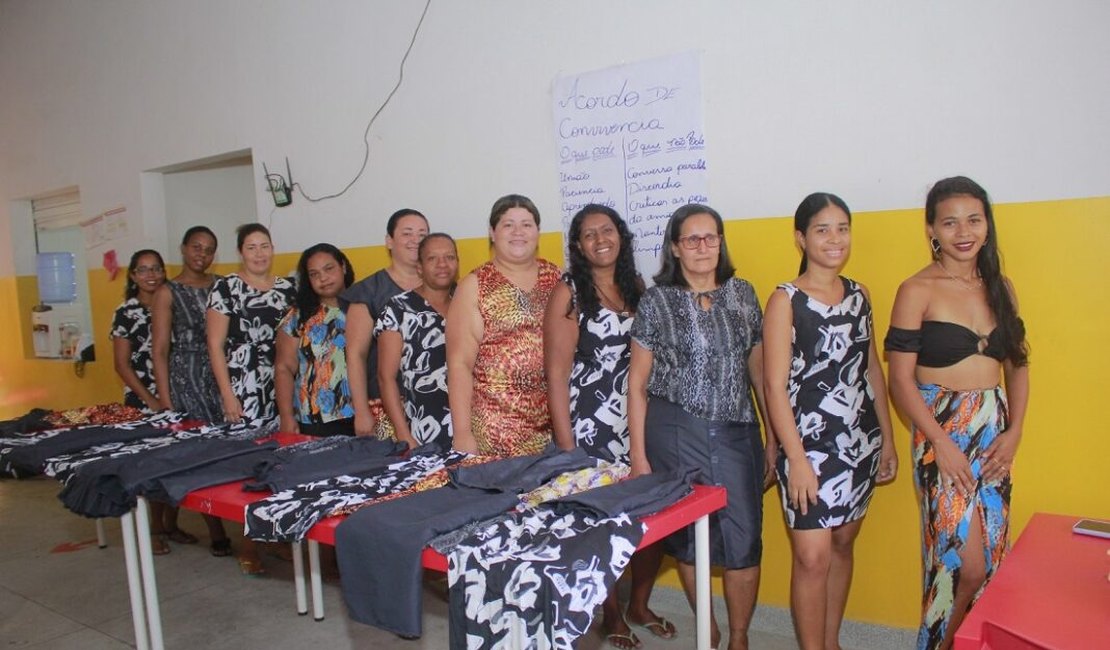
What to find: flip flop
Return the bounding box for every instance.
[150,532,171,556]
[632,616,676,640]
[238,556,266,576]
[604,632,641,649]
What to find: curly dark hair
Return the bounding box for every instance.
[926,176,1028,366]
[293,243,355,329]
[653,203,736,287]
[564,205,642,319]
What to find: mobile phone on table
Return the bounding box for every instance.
[1072,518,1110,539]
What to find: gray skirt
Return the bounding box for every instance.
[645,397,763,569]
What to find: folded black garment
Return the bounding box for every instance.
[243,435,406,492]
[337,486,520,638]
[0,408,53,436]
[449,446,596,493]
[6,423,171,478]
[59,438,278,517]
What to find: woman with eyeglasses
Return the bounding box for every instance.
[111,249,167,412]
[628,204,774,650]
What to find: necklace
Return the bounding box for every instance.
[595,284,629,316]
[935,261,982,290]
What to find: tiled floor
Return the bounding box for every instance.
[0,476,913,648]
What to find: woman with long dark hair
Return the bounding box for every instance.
[763,193,897,649]
[544,205,673,647]
[628,204,773,650]
[111,249,166,411]
[885,176,1029,650]
[275,243,356,436]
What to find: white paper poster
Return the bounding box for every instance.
[553,52,708,281]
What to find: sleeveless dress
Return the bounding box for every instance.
[374,290,452,450]
[470,260,560,457]
[564,274,634,464]
[167,280,222,422]
[775,277,883,529]
[207,274,296,426]
[109,298,157,409]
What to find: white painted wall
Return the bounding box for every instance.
[1,0,1108,275]
[163,163,258,266]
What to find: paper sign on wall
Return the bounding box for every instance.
[552,51,708,282]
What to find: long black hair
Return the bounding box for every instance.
[653,203,736,287]
[124,249,165,299]
[926,176,1028,366]
[564,204,642,319]
[794,192,851,274]
[293,243,355,321]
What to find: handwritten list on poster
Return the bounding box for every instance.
[553,52,707,280]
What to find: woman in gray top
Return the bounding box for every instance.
[628,203,775,650]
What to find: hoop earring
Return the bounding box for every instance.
[930,237,941,258]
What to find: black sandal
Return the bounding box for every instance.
[210,538,232,557]
[167,528,198,544]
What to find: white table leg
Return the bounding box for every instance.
[308,539,324,621]
[120,510,151,650]
[135,498,165,650]
[292,541,307,615]
[96,517,108,548]
[695,513,711,650]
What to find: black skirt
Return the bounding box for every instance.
[644,397,763,569]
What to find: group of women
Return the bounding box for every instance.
[109,177,1028,650]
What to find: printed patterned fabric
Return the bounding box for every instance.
[243,449,471,542]
[207,274,296,425]
[631,277,763,423]
[914,384,1010,650]
[279,304,354,424]
[44,403,145,427]
[374,290,452,449]
[471,260,560,457]
[564,274,635,464]
[517,462,628,510]
[166,280,222,423]
[447,508,643,649]
[774,278,883,529]
[109,298,158,409]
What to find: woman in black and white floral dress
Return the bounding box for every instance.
[546,205,675,648]
[207,223,296,428]
[375,233,458,450]
[110,249,166,411]
[763,193,896,650]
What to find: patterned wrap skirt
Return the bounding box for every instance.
[913,383,1011,650]
[645,397,764,569]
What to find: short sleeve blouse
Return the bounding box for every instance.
[631,277,763,423]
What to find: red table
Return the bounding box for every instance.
[167,446,727,650]
[954,512,1110,649]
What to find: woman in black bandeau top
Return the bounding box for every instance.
[885,176,1029,650]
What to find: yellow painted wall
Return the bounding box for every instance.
[0,200,1106,628]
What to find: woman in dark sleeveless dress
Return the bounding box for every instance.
[763,193,896,650]
[150,226,222,554]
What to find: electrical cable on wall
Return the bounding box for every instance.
[294,0,432,203]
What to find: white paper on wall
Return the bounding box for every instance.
[552,51,708,284]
